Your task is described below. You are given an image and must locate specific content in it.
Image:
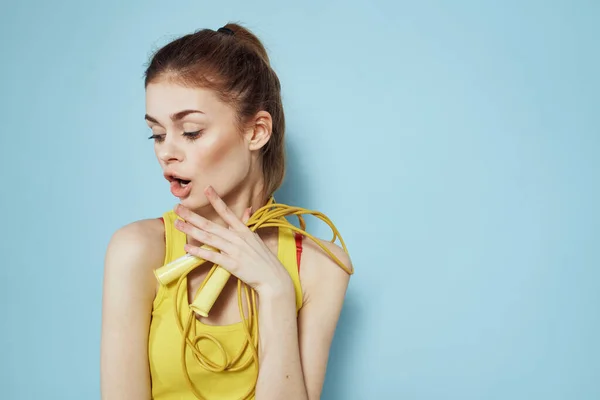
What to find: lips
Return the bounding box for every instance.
[164,171,192,184]
[170,180,192,198]
[164,172,192,198]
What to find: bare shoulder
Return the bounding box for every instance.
[298,236,353,302]
[101,218,164,398]
[104,218,165,283]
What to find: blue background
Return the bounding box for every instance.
[1,0,598,399]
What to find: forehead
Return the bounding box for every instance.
[145,81,227,117]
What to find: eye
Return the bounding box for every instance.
[147,130,202,143]
[183,130,203,141]
[148,134,165,143]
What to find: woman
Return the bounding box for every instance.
[100,23,353,400]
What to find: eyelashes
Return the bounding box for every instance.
[148,131,203,143]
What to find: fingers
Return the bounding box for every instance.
[242,206,252,225]
[204,186,248,231]
[174,187,258,257]
[232,206,262,255]
[183,244,240,275]
[174,203,239,244]
[175,219,236,256]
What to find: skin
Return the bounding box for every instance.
[100,79,352,400]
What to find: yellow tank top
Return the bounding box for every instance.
[148,210,304,399]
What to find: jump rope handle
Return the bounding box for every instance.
[153,251,228,317]
[188,207,254,316]
[189,267,230,316]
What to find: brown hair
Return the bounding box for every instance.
[144,23,285,201]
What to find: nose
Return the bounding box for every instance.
[157,134,184,163]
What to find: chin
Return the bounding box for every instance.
[180,195,210,211]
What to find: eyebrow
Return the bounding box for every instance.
[145,109,205,124]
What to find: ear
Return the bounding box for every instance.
[244,111,272,151]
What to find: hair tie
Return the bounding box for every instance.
[217,27,235,36]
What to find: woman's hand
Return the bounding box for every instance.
[173,185,295,299]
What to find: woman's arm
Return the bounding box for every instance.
[100,219,164,400]
[255,239,352,400]
[297,239,351,399]
[255,283,307,399]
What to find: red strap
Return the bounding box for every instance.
[158,217,165,241]
[295,232,303,272]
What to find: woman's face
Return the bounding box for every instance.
[145,80,253,210]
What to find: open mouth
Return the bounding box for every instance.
[174,178,191,187]
[164,172,193,197]
[165,172,192,185]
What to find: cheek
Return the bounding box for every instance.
[194,132,247,172]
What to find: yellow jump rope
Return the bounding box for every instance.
[154,198,354,399]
